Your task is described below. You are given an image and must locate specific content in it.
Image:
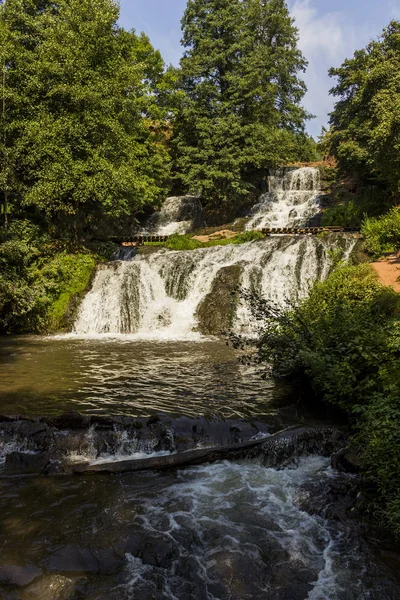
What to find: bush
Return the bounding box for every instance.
[0,223,100,333]
[362,207,400,257]
[230,264,400,536]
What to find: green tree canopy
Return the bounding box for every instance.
[172,0,312,214]
[0,0,172,237]
[329,21,400,193]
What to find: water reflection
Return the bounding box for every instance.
[0,337,289,419]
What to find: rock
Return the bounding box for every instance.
[125,533,180,569]
[24,574,87,600]
[0,565,42,587]
[146,415,161,427]
[93,549,125,575]
[331,445,363,473]
[43,460,65,476]
[41,545,124,576]
[41,546,99,574]
[12,421,48,438]
[196,265,242,335]
[46,412,91,430]
[4,452,50,475]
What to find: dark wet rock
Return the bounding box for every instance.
[24,575,88,600]
[4,452,50,475]
[43,460,65,476]
[125,534,180,569]
[0,415,20,423]
[332,445,363,473]
[197,265,242,335]
[146,415,161,427]
[0,565,42,587]
[46,411,91,430]
[244,426,348,467]
[41,545,125,576]
[8,420,47,438]
[93,549,125,575]
[42,546,99,574]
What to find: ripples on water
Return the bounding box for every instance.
[0,336,288,419]
[0,456,394,599]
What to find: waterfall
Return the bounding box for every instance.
[73,236,356,338]
[246,167,322,230]
[73,166,355,339]
[146,195,205,235]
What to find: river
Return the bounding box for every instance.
[1,168,399,599]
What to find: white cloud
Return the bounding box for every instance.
[288,0,357,137]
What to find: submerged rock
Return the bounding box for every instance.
[0,565,42,587]
[4,452,50,475]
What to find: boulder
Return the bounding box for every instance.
[331,445,363,474]
[0,565,42,587]
[196,265,242,335]
[41,546,99,574]
[46,412,91,430]
[4,452,50,475]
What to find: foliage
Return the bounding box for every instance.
[172,0,311,211]
[329,21,400,194]
[0,222,107,333]
[229,264,400,535]
[321,186,395,228]
[361,207,400,257]
[0,0,173,235]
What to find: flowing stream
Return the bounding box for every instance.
[246,167,322,229]
[1,168,398,599]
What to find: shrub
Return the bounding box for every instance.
[362,207,400,257]
[0,223,100,333]
[230,264,400,536]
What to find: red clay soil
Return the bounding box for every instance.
[371,255,400,293]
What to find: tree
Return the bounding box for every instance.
[172,0,310,213]
[329,21,400,193]
[0,0,172,237]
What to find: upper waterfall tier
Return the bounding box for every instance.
[73,236,356,339]
[246,167,322,230]
[145,195,205,235]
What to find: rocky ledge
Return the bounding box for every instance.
[0,411,353,477]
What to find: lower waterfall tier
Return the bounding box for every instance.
[73,235,357,338]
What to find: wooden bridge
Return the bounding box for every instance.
[110,227,361,246]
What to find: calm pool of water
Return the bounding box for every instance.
[0,336,290,419]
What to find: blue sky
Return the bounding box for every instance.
[119,0,400,138]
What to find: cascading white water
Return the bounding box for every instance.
[73,166,355,339]
[73,236,356,339]
[246,167,322,230]
[146,195,205,235]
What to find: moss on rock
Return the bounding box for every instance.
[196,265,242,335]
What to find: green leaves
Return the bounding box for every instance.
[0,0,173,235]
[362,207,400,256]
[330,21,400,193]
[231,263,400,536]
[172,0,312,214]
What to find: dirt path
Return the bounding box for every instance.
[192,229,238,243]
[371,254,400,292]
